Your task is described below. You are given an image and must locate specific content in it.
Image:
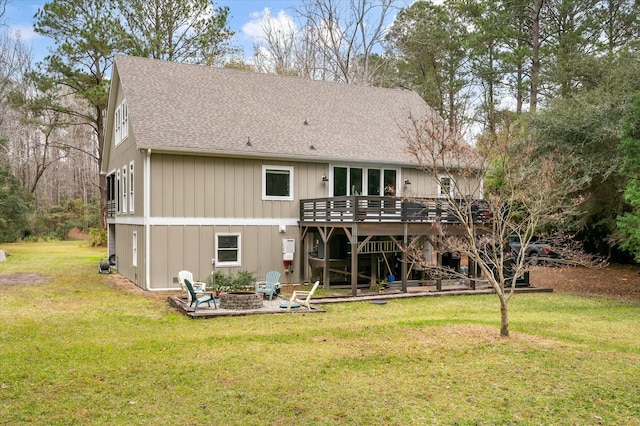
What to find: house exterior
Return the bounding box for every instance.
[101,55,481,292]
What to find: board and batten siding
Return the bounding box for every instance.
[144,153,328,289]
[150,154,328,218]
[106,79,144,216]
[400,168,483,199]
[114,224,145,287]
[149,224,299,289]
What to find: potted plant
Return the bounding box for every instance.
[208,271,230,296]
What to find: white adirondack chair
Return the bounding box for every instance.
[177,270,207,302]
[287,281,320,310]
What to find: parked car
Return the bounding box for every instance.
[508,235,558,265]
[477,244,530,287]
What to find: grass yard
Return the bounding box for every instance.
[1,241,639,425]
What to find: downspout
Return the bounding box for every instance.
[144,148,151,290]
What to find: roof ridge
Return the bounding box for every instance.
[114,54,418,98]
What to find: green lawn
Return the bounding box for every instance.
[1,241,638,425]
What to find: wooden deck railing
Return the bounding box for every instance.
[107,200,116,218]
[299,196,490,224]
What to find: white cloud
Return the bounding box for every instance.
[241,7,296,44]
[8,25,39,42]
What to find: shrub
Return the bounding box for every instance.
[209,270,257,292]
[89,228,107,247]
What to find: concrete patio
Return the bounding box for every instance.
[168,279,552,319]
[168,294,325,318]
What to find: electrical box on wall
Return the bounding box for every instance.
[282,238,295,261]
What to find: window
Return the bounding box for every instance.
[122,167,127,213]
[121,101,128,141]
[114,100,128,145]
[333,167,348,196]
[129,162,134,213]
[114,108,121,145]
[367,169,381,196]
[132,231,137,267]
[262,165,293,200]
[216,233,241,267]
[439,176,452,198]
[332,166,397,196]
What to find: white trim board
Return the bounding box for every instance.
[112,217,300,226]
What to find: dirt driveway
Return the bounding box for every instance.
[531,264,640,301]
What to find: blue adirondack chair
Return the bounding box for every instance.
[184,279,217,311]
[255,271,281,301]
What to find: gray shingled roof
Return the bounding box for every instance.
[114,55,437,165]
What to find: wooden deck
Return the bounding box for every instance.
[299,196,490,224]
[299,196,491,295]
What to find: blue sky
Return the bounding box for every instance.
[4,0,388,63]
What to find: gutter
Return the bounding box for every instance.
[144,148,151,290]
[134,145,420,168]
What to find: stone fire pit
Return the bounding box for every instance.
[219,291,263,310]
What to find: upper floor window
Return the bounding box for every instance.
[114,100,128,146]
[121,101,128,140]
[439,176,453,198]
[129,162,134,213]
[122,166,127,213]
[332,166,398,196]
[262,165,293,201]
[114,108,121,145]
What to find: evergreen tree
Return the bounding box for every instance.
[0,163,32,242]
[117,0,235,64]
[32,0,235,227]
[617,96,640,261]
[385,0,470,133]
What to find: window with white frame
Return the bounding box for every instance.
[116,170,121,213]
[438,176,453,198]
[129,162,134,213]
[132,231,137,267]
[331,166,398,196]
[121,100,128,140]
[262,165,293,200]
[114,108,121,144]
[122,166,127,213]
[215,233,241,267]
[114,100,128,145]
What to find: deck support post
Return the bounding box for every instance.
[370,253,377,289]
[436,236,442,291]
[350,224,358,297]
[323,227,330,290]
[301,228,309,284]
[401,223,408,293]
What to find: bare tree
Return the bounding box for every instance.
[252,9,299,76]
[402,116,601,337]
[0,0,8,22]
[0,27,33,185]
[288,0,395,83]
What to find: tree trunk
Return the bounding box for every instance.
[529,0,544,112]
[500,297,510,337]
[97,105,107,229]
